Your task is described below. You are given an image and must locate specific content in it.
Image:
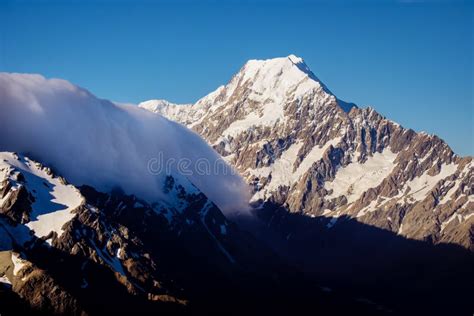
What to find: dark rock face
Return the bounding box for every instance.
[0,164,33,224]
[0,183,33,224]
[1,251,82,315]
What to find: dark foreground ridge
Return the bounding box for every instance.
[247,202,474,315]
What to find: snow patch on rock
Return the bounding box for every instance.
[325,149,398,204]
[249,138,341,202]
[11,253,26,276]
[397,163,458,203]
[0,152,83,240]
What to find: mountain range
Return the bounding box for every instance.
[0,55,472,315]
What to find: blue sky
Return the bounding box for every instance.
[0,0,472,155]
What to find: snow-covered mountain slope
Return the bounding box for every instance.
[0,151,251,314]
[0,151,228,250]
[0,152,83,245]
[0,73,249,214]
[142,55,473,250]
[139,55,354,135]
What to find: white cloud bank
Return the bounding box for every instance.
[0,73,250,214]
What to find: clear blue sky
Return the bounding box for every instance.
[1,0,472,155]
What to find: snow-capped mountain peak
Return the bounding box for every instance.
[140,55,352,142]
[237,54,323,100]
[143,55,473,253]
[287,53,304,64]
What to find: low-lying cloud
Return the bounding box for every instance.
[0,73,250,214]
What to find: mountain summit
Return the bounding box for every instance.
[139,55,355,140]
[238,54,323,99]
